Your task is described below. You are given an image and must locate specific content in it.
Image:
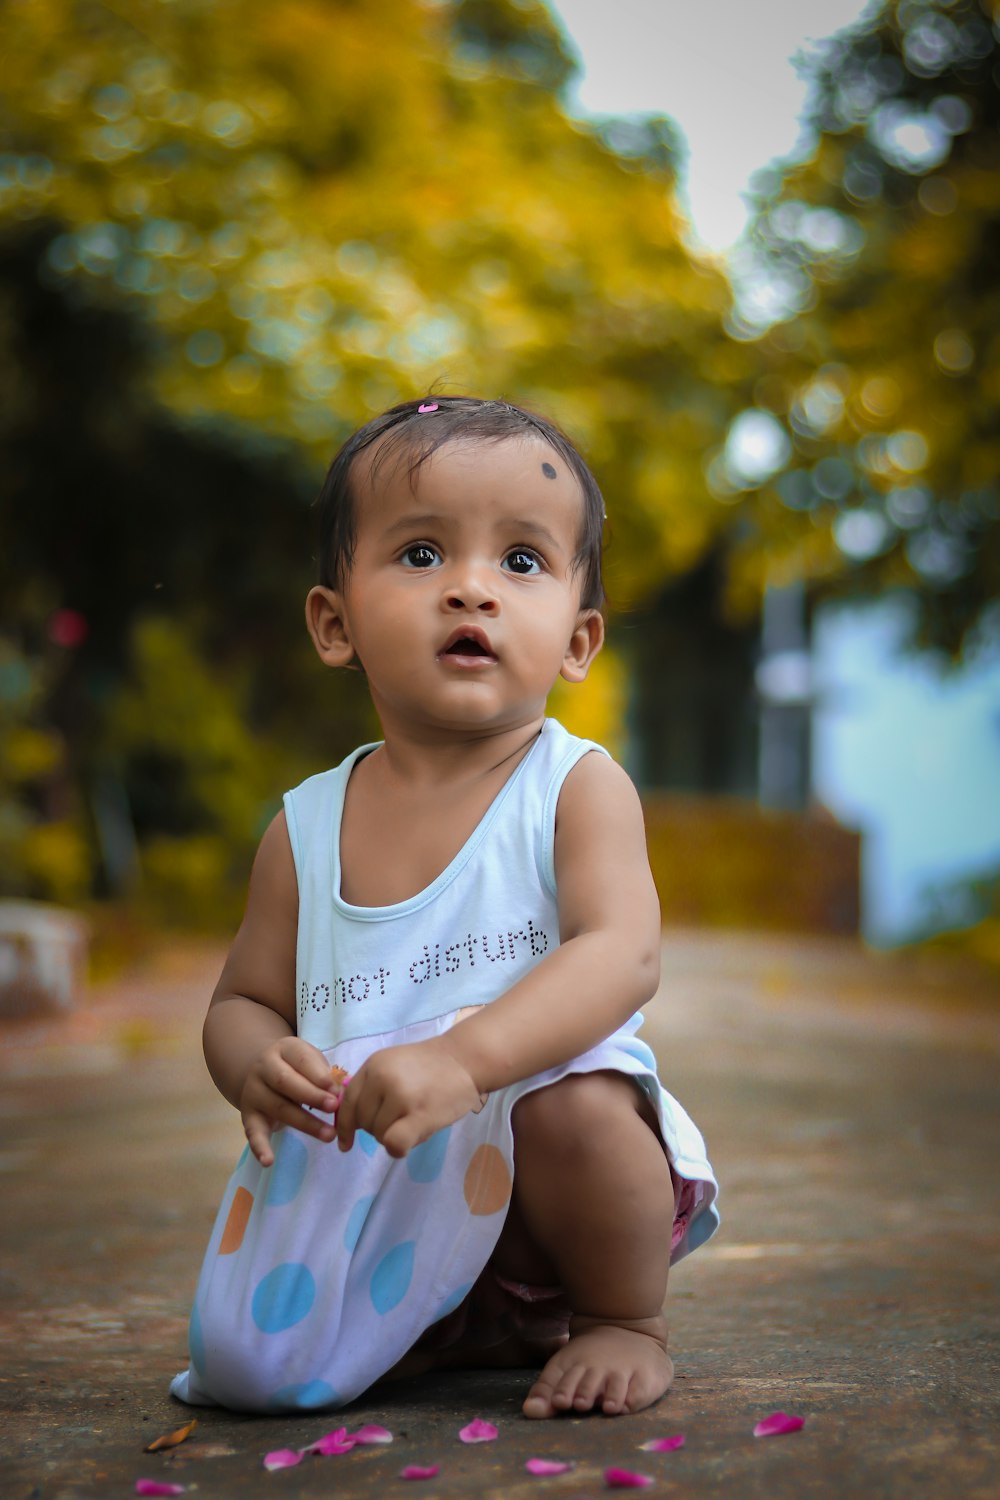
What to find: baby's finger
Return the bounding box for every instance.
[247,1081,337,1146]
[265,1055,340,1115]
[335,1091,355,1151]
[380,1116,424,1160]
[276,1098,337,1144]
[335,1076,367,1152]
[366,1094,417,1158]
[288,1040,347,1095]
[243,1110,276,1167]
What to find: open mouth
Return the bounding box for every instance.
[443,636,491,657]
[439,629,497,663]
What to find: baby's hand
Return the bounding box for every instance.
[240,1037,347,1167]
[335,1039,485,1159]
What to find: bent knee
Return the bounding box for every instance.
[512,1070,644,1149]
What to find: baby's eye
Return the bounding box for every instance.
[400,544,441,569]
[502,549,541,576]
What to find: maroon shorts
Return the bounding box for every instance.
[415,1173,701,1356]
[415,1267,573,1356]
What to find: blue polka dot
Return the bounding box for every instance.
[252,1262,316,1333]
[344,1193,375,1253]
[622,1040,656,1072]
[189,1300,206,1376]
[266,1131,309,1207]
[370,1241,415,1314]
[406,1125,451,1183]
[356,1129,379,1157]
[436,1280,474,1319]
[270,1379,340,1411]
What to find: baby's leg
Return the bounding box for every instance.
[498,1070,675,1419]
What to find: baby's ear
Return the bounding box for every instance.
[306,586,356,669]
[560,609,604,684]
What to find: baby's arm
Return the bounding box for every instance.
[448,751,662,1082]
[336,753,660,1155]
[203,812,343,1166]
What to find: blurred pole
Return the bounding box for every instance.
[756,577,812,810]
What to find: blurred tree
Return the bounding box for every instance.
[0,0,738,599]
[0,633,92,905]
[0,226,370,904]
[730,0,1000,657]
[0,0,744,908]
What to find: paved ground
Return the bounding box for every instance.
[1,930,998,1499]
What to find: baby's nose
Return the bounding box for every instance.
[443,573,499,613]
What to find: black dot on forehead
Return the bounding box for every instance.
[541,461,557,479]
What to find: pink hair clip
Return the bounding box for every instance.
[417,402,439,413]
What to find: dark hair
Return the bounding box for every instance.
[314,396,606,609]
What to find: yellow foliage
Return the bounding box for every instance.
[634,452,718,577]
[18,821,92,906]
[923,916,1000,971]
[961,919,1000,969]
[108,616,278,848]
[139,834,244,930]
[548,644,626,760]
[1,726,63,781]
[0,0,741,619]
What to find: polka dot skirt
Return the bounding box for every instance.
[171,1012,718,1413]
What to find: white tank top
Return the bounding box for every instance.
[283,718,610,1050]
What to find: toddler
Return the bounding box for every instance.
[171,395,718,1420]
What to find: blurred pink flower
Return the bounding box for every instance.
[526,1457,573,1474]
[753,1411,806,1438]
[459,1418,498,1443]
[352,1423,393,1444]
[303,1428,355,1456]
[604,1468,654,1488]
[48,609,89,649]
[639,1434,685,1451]
[262,1448,304,1470]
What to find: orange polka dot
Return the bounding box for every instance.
[463,1144,512,1216]
[219,1186,254,1254]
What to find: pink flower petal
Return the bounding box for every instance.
[753,1411,806,1438]
[604,1468,654,1489]
[304,1427,356,1456]
[400,1464,441,1480]
[526,1457,573,1475]
[459,1418,498,1443]
[351,1423,393,1445]
[639,1434,686,1452]
[262,1448,305,1471]
[135,1483,186,1496]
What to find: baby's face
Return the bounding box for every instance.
[335,436,601,737]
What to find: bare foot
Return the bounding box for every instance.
[522,1313,672,1418]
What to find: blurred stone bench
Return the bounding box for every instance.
[0,902,89,1018]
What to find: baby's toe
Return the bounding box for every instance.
[566,1366,604,1411]
[623,1350,675,1414]
[523,1373,559,1419]
[600,1369,631,1414]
